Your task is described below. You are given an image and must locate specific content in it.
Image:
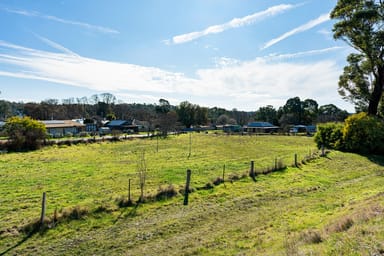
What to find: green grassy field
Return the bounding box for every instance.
[0,133,383,255]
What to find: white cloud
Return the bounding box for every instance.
[262,13,330,50]
[0,41,351,111]
[3,7,119,34]
[34,34,80,56]
[264,46,345,60]
[170,4,295,44]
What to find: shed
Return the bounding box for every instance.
[223,124,242,133]
[105,120,139,133]
[41,120,85,137]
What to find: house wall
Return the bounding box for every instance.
[47,127,83,136]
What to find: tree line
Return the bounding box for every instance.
[0,93,349,131]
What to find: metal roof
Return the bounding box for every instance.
[41,120,85,128]
[247,122,278,128]
[106,120,132,126]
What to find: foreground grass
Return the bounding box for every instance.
[0,134,383,255]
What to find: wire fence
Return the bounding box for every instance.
[1,133,321,232]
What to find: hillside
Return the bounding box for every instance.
[0,134,383,255]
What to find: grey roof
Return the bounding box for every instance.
[247,122,278,128]
[106,120,133,126]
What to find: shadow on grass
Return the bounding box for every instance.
[113,203,139,225]
[366,154,384,166]
[0,232,34,256]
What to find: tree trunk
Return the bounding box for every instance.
[368,67,384,116]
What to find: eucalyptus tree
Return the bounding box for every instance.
[331,0,384,115]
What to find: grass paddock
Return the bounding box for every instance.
[1,133,383,255]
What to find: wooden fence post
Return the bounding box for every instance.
[156,135,159,153]
[40,192,46,227]
[274,157,277,170]
[184,169,191,205]
[188,133,192,158]
[222,164,226,186]
[294,154,298,167]
[128,178,131,203]
[249,161,255,181]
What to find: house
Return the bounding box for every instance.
[133,120,150,132]
[41,120,85,137]
[105,119,139,133]
[245,122,279,133]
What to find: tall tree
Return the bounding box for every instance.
[331,0,384,115]
[279,97,318,125]
[302,99,319,124]
[176,101,195,128]
[282,97,303,124]
[317,104,349,122]
[194,106,208,126]
[254,105,278,125]
[155,99,171,114]
[0,100,11,120]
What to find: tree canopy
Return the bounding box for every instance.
[331,0,384,115]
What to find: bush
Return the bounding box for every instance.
[342,112,384,154]
[5,116,46,151]
[314,122,344,150]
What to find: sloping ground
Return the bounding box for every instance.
[1,150,383,255]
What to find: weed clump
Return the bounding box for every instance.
[18,205,92,235]
[20,217,51,235]
[60,205,90,220]
[300,229,323,244]
[328,217,354,233]
[212,177,224,186]
[155,184,178,201]
[200,182,214,190]
[116,196,134,208]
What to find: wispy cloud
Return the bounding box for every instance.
[0,41,349,110]
[169,4,295,45]
[264,46,345,61]
[262,13,330,50]
[34,34,80,56]
[3,7,119,34]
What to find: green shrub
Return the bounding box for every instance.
[5,116,46,151]
[342,112,384,154]
[314,122,344,150]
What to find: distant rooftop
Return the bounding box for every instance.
[41,120,65,125]
[247,122,278,128]
[40,120,85,128]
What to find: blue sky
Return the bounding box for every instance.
[0,0,355,112]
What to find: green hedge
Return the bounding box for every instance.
[343,112,384,154]
[314,122,344,150]
[315,113,384,155]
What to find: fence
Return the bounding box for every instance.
[2,133,321,233]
